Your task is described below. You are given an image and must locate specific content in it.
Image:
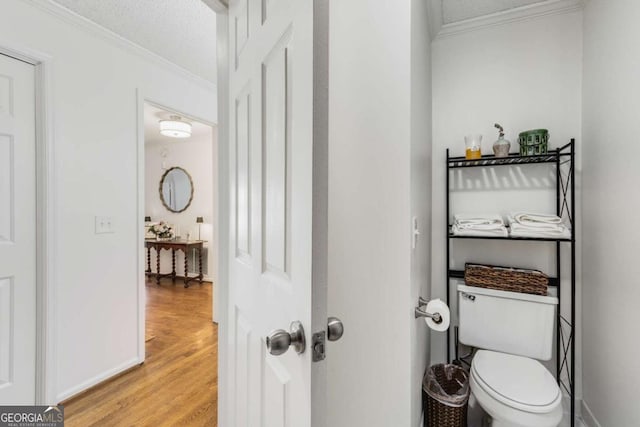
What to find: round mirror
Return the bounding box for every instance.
[159,167,194,213]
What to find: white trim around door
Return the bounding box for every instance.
[0,42,56,405]
[214,9,229,426]
[134,91,221,365]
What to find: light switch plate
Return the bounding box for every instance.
[95,216,115,234]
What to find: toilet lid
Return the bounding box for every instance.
[472,350,560,412]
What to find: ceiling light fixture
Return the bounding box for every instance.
[159,115,192,138]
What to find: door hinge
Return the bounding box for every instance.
[312,331,326,362]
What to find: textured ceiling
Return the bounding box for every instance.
[144,103,214,146]
[442,0,548,24]
[52,0,217,82]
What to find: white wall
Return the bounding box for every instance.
[145,128,217,281]
[327,1,432,426]
[582,0,640,425]
[410,0,433,425]
[0,0,216,402]
[431,9,582,394]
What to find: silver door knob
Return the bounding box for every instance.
[266,321,306,355]
[327,317,344,341]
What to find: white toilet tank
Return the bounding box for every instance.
[457,284,558,360]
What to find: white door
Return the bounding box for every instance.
[226,0,329,426]
[0,53,36,404]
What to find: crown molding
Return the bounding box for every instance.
[202,0,228,14]
[434,0,584,40]
[23,0,217,92]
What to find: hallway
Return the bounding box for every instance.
[64,279,217,426]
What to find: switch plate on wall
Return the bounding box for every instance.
[95,216,115,234]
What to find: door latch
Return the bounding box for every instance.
[312,331,326,362]
[312,317,344,362]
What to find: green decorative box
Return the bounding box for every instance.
[518,129,549,156]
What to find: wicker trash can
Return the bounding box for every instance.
[423,364,470,427]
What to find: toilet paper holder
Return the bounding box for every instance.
[415,297,443,324]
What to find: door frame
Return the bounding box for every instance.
[214,8,230,427]
[134,93,220,363]
[0,42,55,404]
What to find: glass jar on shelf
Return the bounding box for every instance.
[464,134,482,160]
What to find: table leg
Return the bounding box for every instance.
[198,247,203,283]
[184,252,189,288]
[171,249,176,282]
[146,247,151,274]
[155,248,161,285]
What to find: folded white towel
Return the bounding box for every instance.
[509,226,571,239]
[508,214,565,231]
[512,212,563,227]
[455,223,505,231]
[451,224,508,237]
[508,217,569,237]
[455,219,506,229]
[509,221,565,232]
[454,214,504,226]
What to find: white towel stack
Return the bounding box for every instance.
[451,214,508,237]
[507,212,571,238]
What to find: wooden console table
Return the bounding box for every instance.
[145,239,204,287]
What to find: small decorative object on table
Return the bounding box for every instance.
[196,216,204,240]
[464,134,482,160]
[492,123,511,158]
[518,129,549,156]
[149,221,174,241]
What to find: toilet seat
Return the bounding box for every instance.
[471,350,561,414]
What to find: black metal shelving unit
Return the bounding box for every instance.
[445,139,576,426]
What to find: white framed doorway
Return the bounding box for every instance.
[134,93,220,362]
[0,43,55,405]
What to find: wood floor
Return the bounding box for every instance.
[64,278,218,427]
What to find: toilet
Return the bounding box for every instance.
[458,284,563,427]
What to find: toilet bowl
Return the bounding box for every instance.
[469,350,563,427]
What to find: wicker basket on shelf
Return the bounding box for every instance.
[464,263,548,295]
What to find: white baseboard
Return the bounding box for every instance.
[581,401,602,427]
[558,392,586,427]
[55,356,141,403]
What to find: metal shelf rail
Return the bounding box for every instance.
[445,139,576,426]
